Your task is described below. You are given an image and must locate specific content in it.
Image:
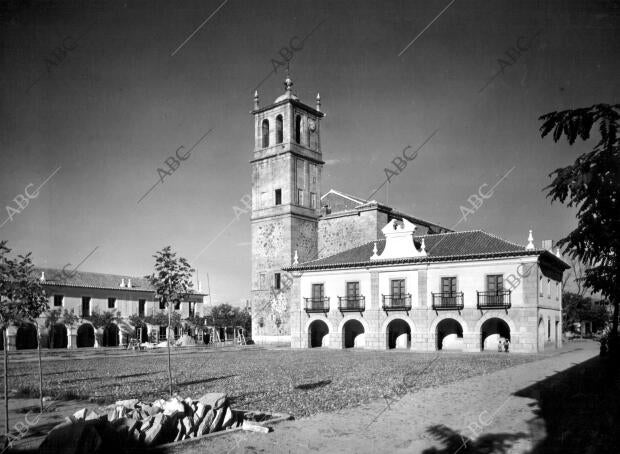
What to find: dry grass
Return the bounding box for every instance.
[3,348,540,417]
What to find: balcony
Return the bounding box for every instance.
[338,296,365,313]
[382,294,412,312]
[304,297,330,314]
[477,290,511,310]
[431,292,464,310]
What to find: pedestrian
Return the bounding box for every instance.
[497,337,504,352]
[504,338,510,353]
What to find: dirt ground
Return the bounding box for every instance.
[174,341,598,454]
[1,341,599,453]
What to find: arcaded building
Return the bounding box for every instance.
[285,220,568,353]
[1,268,207,351]
[250,77,567,352]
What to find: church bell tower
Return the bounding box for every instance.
[250,76,325,343]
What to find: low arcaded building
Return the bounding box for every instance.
[1,268,207,351]
[285,220,568,353]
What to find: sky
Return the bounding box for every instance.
[1,0,618,305]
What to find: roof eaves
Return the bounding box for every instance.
[284,249,541,272]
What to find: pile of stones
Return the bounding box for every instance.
[39,393,259,453]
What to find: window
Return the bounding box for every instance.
[297,189,304,206]
[275,189,282,205]
[262,119,270,148]
[81,297,90,317]
[391,279,405,297]
[441,277,457,295]
[311,283,324,301]
[556,282,560,300]
[259,273,266,290]
[486,275,503,293]
[159,326,167,340]
[310,192,316,209]
[53,295,63,307]
[547,319,551,339]
[108,297,116,309]
[547,279,551,298]
[189,302,195,317]
[346,281,360,299]
[539,276,543,296]
[174,300,181,310]
[138,299,145,316]
[276,115,283,144]
[159,300,166,310]
[295,115,302,143]
[274,273,281,290]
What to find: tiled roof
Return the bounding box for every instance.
[285,230,569,271]
[33,267,207,295]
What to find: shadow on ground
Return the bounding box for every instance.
[422,424,527,453]
[295,379,332,391]
[518,355,620,454]
[421,353,619,454]
[175,374,237,387]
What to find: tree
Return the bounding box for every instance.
[184,314,207,338]
[86,309,120,330]
[563,292,610,334]
[540,103,620,353]
[236,308,252,336]
[127,314,146,342]
[44,309,62,349]
[210,303,237,328]
[561,256,587,297]
[0,241,48,432]
[62,308,80,327]
[145,246,194,396]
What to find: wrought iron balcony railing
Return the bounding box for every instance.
[382,294,412,311]
[431,292,464,310]
[477,290,511,309]
[338,296,365,312]
[304,297,330,313]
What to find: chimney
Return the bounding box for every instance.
[127,279,132,288]
[120,278,125,288]
[40,271,45,281]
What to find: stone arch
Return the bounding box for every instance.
[434,318,464,351]
[480,318,511,351]
[342,319,365,349]
[337,315,370,337]
[308,319,330,348]
[102,323,119,347]
[262,119,270,147]
[295,115,302,144]
[382,315,415,350]
[48,323,68,349]
[275,115,283,144]
[16,323,38,350]
[473,313,517,335]
[429,314,470,336]
[77,323,95,348]
[339,316,368,349]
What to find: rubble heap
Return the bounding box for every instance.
[40,393,255,453]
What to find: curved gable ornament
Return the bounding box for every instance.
[371,219,427,260]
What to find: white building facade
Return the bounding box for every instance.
[1,268,207,351]
[286,222,568,353]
